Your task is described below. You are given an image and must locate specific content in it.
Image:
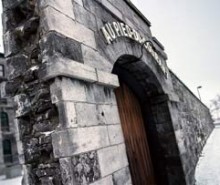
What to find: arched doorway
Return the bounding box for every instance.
[113,55,170,185]
[115,81,156,185]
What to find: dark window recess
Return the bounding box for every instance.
[0,65,4,77]
[1,112,9,132]
[3,139,13,163]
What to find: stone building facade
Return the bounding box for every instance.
[0,53,21,178]
[2,0,214,185]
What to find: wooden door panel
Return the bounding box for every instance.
[115,83,156,185]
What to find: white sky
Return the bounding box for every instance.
[0,1,219,107]
[131,0,220,107]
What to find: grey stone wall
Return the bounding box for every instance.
[170,71,214,184]
[2,0,214,184]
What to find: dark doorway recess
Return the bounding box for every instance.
[113,55,169,185]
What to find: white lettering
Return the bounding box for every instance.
[101,22,168,78]
[106,23,116,40]
[113,22,121,37]
[125,25,133,38]
[101,27,113,44]
[120,23,128,37]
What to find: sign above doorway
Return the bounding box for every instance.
[101,22,168,78]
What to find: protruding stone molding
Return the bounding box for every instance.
[39,55,119,88]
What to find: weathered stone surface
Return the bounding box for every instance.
[72,151,101,184]
[40,55,97,83]
[83,0,123,20]
[39,0,75,20]
[73,2,97,31]
[40,32,83,63]
[96,70,119,87]
[113,167,132,185]
[4,31,19,57]
[2,0,23,10]
[23,137,40,163]
[98,144,128,177]
[3,0,214,184]
[107,125,124,145]
[85,84,117,104]
[97,104,120,125]
[42,6,96,48]
[75,103,99,127]
[170,71,214,184]
[14,94,31,118]
[90,175,114,185]
[62,101,77,128]
[50,78,87,103]
[99,0,123,20]
[59,157,76,185]
[52,126,110,157]
[81,44,112,72]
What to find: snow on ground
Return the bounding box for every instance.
[195,125,220,185]
[0,175,22,185]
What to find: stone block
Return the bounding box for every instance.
[85,84,117,105]
[90,175,114,185]
[59,157,76,185]
[113,167,132,185]
[81,44,112,72]
[50,78,87,103]
[96,70,119,87]
[63,102,77,128]
[3,31,18,57]
[73,2,97,31]
[75,103,98,127]
[97,104,120,124]
[40,32,83,63]
[14,94,31,118]
[52,126,110,157]
[107,125,124,145]
[72,151,101,184]
[39,0,75,20]
[7,54,29,80]
[97,144,128,177]
[42,6,96,48]
[40,55,97,83]
[58,101,77,128]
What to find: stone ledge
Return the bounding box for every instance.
[40,55,119,88]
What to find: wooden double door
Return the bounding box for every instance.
[115,82,156,185]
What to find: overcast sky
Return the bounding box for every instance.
[131,0,220,107]
[0,1,219,107]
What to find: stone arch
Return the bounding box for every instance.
[97,36,174,96]
[112,54,186,185]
